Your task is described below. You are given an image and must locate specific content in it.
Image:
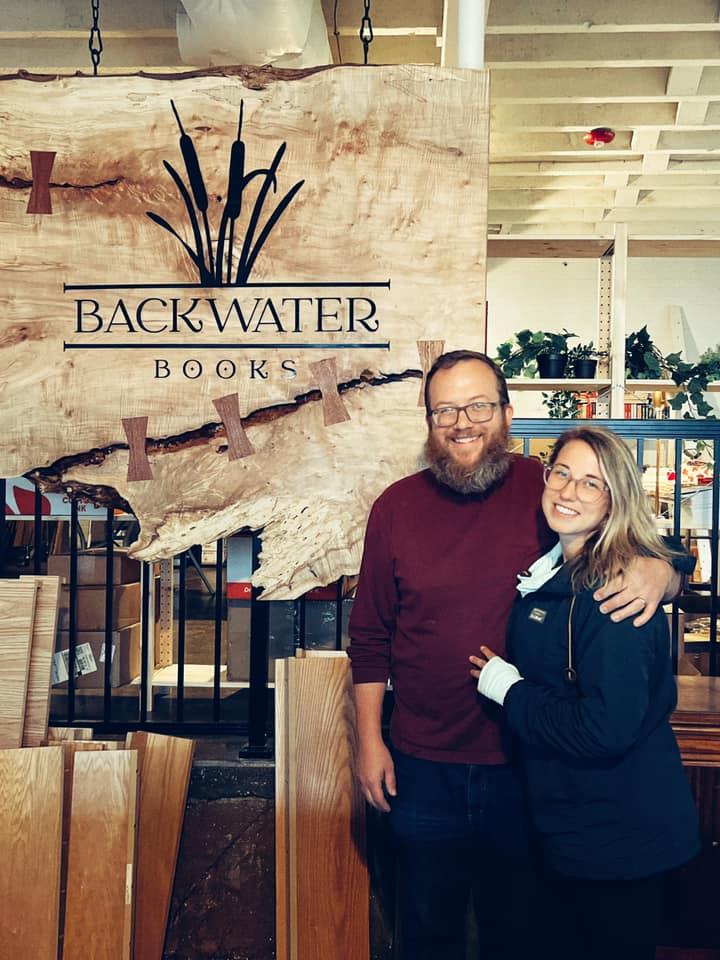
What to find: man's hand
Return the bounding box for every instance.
[594,556,679,627]
[356,739,396,812]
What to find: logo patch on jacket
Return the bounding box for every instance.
[528,607,547,623]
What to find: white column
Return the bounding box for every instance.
[442,0,486,69]
[610,223,628,418]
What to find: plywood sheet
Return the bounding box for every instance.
[63,750,139,960]
[21,575,61,747]
[0,745,64,960]
[277,655,368,960]
[0,578,37,748]
[126,732,195,960]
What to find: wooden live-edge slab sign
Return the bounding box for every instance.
[0,65,489,598]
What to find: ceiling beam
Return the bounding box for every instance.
[490,174,720,189]
[487,0,720,28]
[488,237,720,257]
[489,159,720,174]
[485,32,720,68]
[493,102,682,129]
[675,100,710,123]
[666,64,704,94]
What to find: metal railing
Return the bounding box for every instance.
[2,417,719,751]
[512,419,720,674]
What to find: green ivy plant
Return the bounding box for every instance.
[667,355,720,418]
[625,327,720,418]
[625,326,671,380]
[542,390,581,418]
[495,329,578,378]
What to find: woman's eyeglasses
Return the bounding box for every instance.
[543,464,610,503]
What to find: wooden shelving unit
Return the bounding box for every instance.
[507,378,611,392]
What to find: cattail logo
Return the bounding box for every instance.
[147,100,305,287]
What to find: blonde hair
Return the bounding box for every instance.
[546,426,680,591]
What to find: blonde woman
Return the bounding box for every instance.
[470,426,699,960]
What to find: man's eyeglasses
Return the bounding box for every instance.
[543,464,610,503]
[429,401,502,428]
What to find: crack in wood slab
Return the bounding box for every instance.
[28,367,422,500]
[0,175,124,191]
[0,65,334,85]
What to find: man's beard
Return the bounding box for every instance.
[423,424,512,496]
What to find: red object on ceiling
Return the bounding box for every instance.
[583,126,616,147]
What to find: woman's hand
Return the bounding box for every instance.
[469,647,522,706]
[469,645,498,680]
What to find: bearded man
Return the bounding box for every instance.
[347,349,682,960]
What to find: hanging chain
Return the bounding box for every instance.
[88,0,103,76]
[359,0,374,66]
[333,0,343,63]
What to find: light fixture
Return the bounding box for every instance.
[583,127,615,148]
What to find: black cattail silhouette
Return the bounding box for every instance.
[170,99,214,277]
[216,102,246,284]
[148,98,304,286]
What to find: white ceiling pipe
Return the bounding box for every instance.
[443,0,486,69]
[458,0,486,69]
[176,0,331,68]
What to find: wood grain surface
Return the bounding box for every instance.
[48,726,94,741]
[0,745,64,960]
[416,339,446,406]
[277,655,368,960]
[213,393,254,460]
[0,578,37,748]
[127,732,194,960]
[308,358,351,426]
[275,658,291,960]
[27,149,56,214]
[57,742,108,957]
[0,67,489,586]
[63,749,139,960]
[20,575,61,747]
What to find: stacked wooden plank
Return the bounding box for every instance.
[275,651,369,960]
[0,576,60,748]
[0,579,195,959]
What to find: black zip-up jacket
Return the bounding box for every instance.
[504,564,700,880]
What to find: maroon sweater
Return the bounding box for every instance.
[348,456,554,764]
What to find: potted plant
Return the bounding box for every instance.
[625,329,719,418]
[495,328,577,379]
[536,330,577,379]
[666,348,720,419]
[625,326,671,380]
[542,389,581,418]
[567,341,608,379]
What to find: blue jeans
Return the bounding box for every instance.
[388,748,538,960]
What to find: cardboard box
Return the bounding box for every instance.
[226,602,256,682]
[226,601,298,683]
[48,549,140,585]
[58,581,141,632]
[53,623,141,689]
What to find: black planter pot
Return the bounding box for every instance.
[537,352,567,379]
[572,358,598,379]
